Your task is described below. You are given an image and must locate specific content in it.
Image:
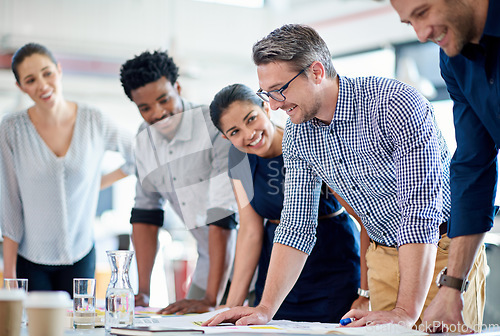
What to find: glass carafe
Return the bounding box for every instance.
[105,250,135,331]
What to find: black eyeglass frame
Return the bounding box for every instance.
[256,68,306,102]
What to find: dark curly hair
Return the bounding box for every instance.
[120,50,180,101]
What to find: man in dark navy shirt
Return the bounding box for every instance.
[390,0,499,332]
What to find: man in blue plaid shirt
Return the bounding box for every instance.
[203,24,486,330]
[390,0,498,332]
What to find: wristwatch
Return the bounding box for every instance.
[357,288,370,299]
[436,267,469,293]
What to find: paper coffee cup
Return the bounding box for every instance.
[0,289,25,336]
[25,291,71,336]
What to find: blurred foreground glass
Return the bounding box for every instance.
[0,289,25,336]
[73,278,96,329]
[3,279,28,325]
[105,250,135,331]
[3,279,28,291]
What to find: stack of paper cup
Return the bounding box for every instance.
[0,289,25,336]
[25,291,72,336]
[3,279,28,325]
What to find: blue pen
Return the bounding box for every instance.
[339,317,356,326]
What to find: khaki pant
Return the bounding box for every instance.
[366,235,486,331]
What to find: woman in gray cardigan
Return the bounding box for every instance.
[0,43,135,296]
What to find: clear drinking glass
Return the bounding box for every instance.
[73,278,96,329]
[3,278,28,325]
[104,250,135,331]
[3,279,28,291]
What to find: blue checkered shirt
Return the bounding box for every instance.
[276,76,452,254]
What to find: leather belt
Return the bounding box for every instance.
[371,222,448,249]
[439,221,448,236]
[268,207,345,225]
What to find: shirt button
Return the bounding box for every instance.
[182,202,186,206]
[173,177,176,181]
[330,129,334,135]
[169,150,173,154]
[338,159,343,164]
[489,78,494,85]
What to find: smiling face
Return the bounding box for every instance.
[219,100,282,158]
[257,61,321,125]
[130,76,184,140]
[391,0,478,57]
[15,53,63,108]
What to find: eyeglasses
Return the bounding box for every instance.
[256,68,305,102]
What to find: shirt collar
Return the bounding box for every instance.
[333,75,355,122]
[171,99,194,143]
[461,0,500,58]
[483,0,500,37]
[308,75,353,129]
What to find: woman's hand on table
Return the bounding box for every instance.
[350,296,369,311]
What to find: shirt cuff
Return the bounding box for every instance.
[397,219,441,247]
[448,206,496,238]
[120,162,135,176]
[206,208,237,230]
[273,222,316,255]
[130,208,164,227]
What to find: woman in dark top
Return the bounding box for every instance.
[209,83,367,322]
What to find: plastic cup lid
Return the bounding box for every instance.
[0,288,26,301]
[25,291,72,308]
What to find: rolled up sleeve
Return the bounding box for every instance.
[274,123,321,255]
[100,111,135,176]
[387,88,447,246]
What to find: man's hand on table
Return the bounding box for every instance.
[158,298,215,315]
[422,287,474,334]
[341,307,415,328]
[202,305,273,326]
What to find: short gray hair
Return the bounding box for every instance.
[252,24,337,78]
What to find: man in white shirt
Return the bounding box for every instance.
[120,50,237,313]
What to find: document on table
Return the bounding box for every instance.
[133,309,428,335]
[325,323,428,335]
